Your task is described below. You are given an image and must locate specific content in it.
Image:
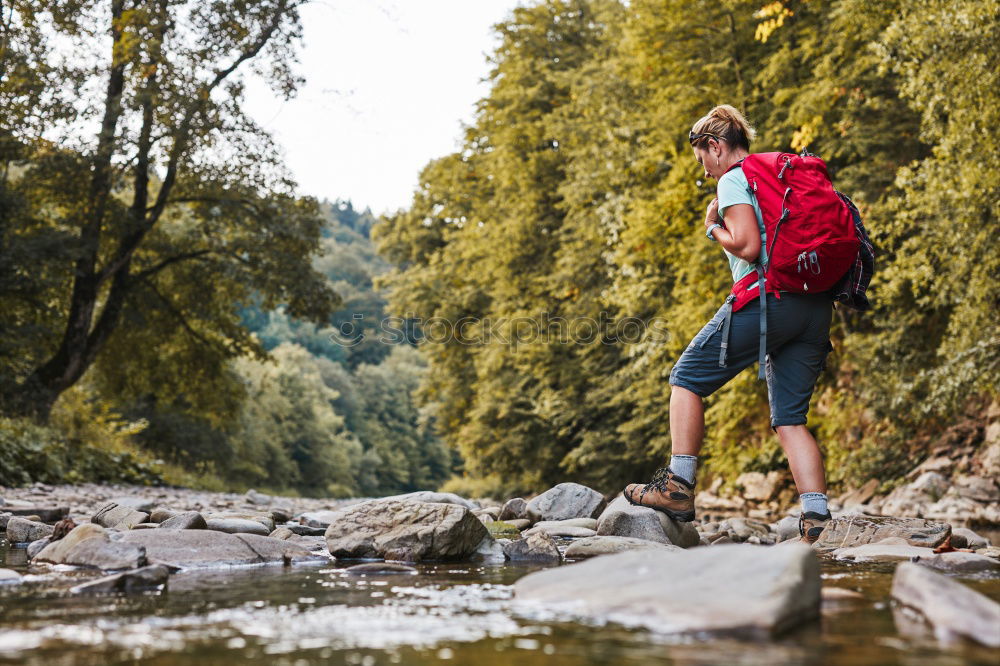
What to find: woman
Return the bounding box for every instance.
[622,105,834,543]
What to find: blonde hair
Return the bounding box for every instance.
[690,104,756,150]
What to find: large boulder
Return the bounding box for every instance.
[595,496,699,548]
[564,536,681,559]
[324,499,489,562]
[526,483,606,522]
[813,515,950,552]
[119,529,326,569]
[379,491,478,511]
[515,544,820,637]
[892,561,1000,647]
[34,524,146,570]
[832,543,999,573]
[5,517,54,545]
[92,502,149,530]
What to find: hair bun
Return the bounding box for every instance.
[691,104,756,150]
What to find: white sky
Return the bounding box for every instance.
[244,0,525,218]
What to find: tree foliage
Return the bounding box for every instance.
[374,0,999,494]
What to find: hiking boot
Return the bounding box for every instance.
[622,466,696,522]
[799,510,832,544]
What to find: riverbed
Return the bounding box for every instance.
[2,536,998,666]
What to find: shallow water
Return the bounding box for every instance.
[1,537,998,666]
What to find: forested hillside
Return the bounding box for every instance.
[373,0,1000,496]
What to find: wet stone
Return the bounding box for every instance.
[70,564,170,595]
[502,531,561,564]
[892,561,1000,647]
[92,502,150,530]
[564,535,681,559]
[813,515,950,553]
[205,518,270,536]
[159,512,207,530]
[5,517,55,545]
[344,562,418,575]
[526,482,606,522]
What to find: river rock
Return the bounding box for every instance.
[160,512,207,530]
[92,502,149,530]
[204,512,274,532]
[775,516,800,542]
[953,475,1000,502]
[149,508,179,523]
[812,515,950,552]
[27,537,51,559]
[324,499,489,562]
[523,524,597,538]
[564,536,682,558]
[833,543,1000,573]
[4,505,69,522]
[735,471,785,502]
[344,562,418,575]
[0,512,10,531]
[299,510,341,528]
[6,517,54,544]
[515,543,820,637]
[205,518,269,536]
[952,527,989,549]
[503,531,561,564]
[596,496,675,545]
[284,524,326,537]
[70,564,170,595]
[498,497,532,522]
[34,523,146,570]
[596,496,700,548]
[120,530,326,568]
[526,483,606,522]
[507,519,532,530]
[110,497,156,513]
[380,491,478,510]
[838,479,880,508]
[0,568,22,584]
[891,561,1000,647]
[245,489,272,505]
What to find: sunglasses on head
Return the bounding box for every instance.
[688,131,721,145]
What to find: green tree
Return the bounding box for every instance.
[0,0,338,420]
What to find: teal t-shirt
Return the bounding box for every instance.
[716,166,767,285]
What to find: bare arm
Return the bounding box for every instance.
[705,200,761,263]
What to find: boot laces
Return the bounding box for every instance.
[642,466,672,494]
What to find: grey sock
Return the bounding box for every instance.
[669,455,698,485]
[800,492,829,516]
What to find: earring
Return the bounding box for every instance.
[716,157,720,166]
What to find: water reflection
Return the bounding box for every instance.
[1,540,999,666]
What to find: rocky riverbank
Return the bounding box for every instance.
[2,479,999,648]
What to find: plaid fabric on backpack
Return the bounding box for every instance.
[830,191,875,311]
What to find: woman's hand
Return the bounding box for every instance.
[704,198,722,231]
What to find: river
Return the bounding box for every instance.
[2,537,998,666]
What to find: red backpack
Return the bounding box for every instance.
[719,152,868,379]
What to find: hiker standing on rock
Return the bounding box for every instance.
[623,104,872,543]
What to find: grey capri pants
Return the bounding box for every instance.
[668,291,834,429]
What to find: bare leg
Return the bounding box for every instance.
[669,385,705,456]
[775,425,827,494]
